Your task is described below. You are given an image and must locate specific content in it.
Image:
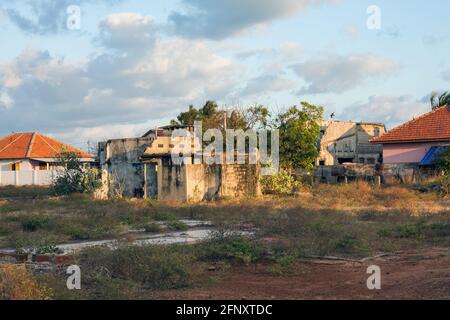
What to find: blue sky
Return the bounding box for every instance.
[0,0,449,149]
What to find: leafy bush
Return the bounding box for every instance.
[21,216,52,232]
[52,151,101,196]
[260,170,300,195]
[197,233,264,264]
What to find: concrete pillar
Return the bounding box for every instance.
[143,163,148,199]
[344,176,348,184]
[33,170,38,185]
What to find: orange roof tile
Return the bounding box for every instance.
[371,105,450,144]
[0,132,93,159]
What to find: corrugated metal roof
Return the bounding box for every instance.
[420,146,449,166]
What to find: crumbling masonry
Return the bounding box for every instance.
[97,126,261,201]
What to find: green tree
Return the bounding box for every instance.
[175,105,202,126]
[431,91,450,110]
[173,101,270,131]
[276,102,323,171]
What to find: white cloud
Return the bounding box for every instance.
[98,13,156,52]
[0,13,241,137]
[339,96,430,129]
[168,0,335,39]
[241,73,295,96]
[291,54,400,94]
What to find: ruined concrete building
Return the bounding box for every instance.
[316,120,386,166]
[97,125,261,201]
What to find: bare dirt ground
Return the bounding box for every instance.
[154,247,450,300]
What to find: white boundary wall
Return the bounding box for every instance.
[0,170,58,186]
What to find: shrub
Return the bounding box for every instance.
[167,220,189,231]
[52,151,101,196]
[198,233,264,264]
[21,216,52,232]
[260,170,300,195]
[78,245,192,290]
[434,175,450,196]
[143,223,162,233]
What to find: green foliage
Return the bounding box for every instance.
[260,170,300,195]
[173,101,270,131]
[197,233,264,264]
[21,216,52,232]
[167,220,189,231]
[52,150,101,196]
[276,102,323,170]
[434,148,450,174]
[143,223,162,233]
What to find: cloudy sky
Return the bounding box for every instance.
[0,0,449,150]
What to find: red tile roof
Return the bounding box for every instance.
[371,105,450,144]
[0,132,93,160]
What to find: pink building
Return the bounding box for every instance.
[371,105,450,164]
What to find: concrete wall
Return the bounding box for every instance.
[0,159,33,171]
[157,158,189,202]
[98,137,154,198]
[315,164,377,183]
[383,142,450,164]
[183,163,261,202]
[0,170,57,186]
[185,164,222,202]
[99,135,261,202]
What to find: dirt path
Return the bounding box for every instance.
[154,247,450,300]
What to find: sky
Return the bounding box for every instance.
[0,0,449,151]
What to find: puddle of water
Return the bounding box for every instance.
[56,229,216,253]
[0,219,253,255]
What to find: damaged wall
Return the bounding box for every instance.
[98,137,153,198]
[98,132,262,202]
[149,159,261,202]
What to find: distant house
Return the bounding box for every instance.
[371,105,450,165]
[317,120,386,166]
[0,132,93,186]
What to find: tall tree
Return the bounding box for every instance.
[276,102,323,171]
[431,91,450,110]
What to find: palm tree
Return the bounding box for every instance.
[431,91,450,110]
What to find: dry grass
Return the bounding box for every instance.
[0,265,52,300]
[1,183,449,299]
